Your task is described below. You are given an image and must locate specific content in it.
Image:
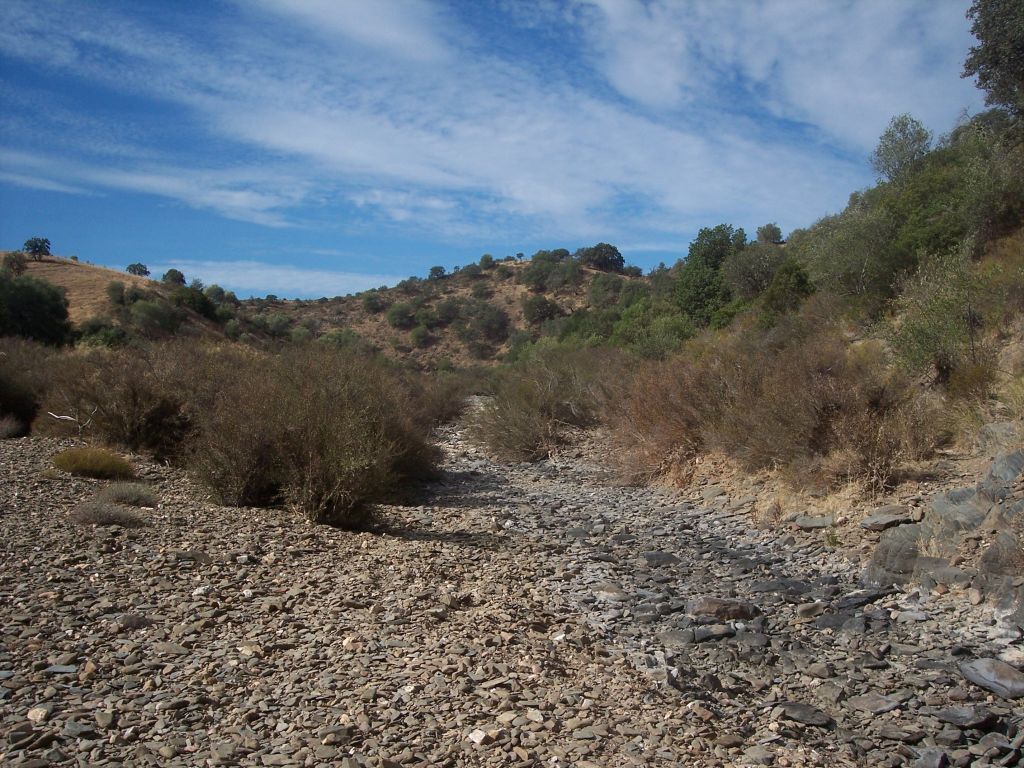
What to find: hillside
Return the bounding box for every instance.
[20,257,156,325]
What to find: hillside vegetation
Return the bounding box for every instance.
[3,0,1024,523]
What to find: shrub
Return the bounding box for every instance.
[461,263,483,279]
[522,295,562,326]
[129,300,182,336]
[2,251,27,276]
[106,281,126,307]
[468,346,627,460]
[78,317,129,347]
[362,292,387,313]
[40,346,191,458]
[171,286,217,320]
[889,246,990,386]
[53,447,134,479]
[0,273,70,344]
[96,482,158,507]
[70,499,147,528]
[468,303,510,342]
[575,243,624,272]
[0,414,24,439]
[387,302,416,330]
[188,347,438,526]
[411,324,432,348]
[479,254,495,269]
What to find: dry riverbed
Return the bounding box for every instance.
[1,423,1022,767]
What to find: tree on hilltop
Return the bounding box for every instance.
[126,263,150,277]
[23,237,51,260]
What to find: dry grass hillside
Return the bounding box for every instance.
[21,256,156,324]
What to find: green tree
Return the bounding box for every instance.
[162,268,186,286]
[522,295,562,326]
[575,243,625,272]
[126,263,150,276]
[871,114,932,182]
[428,265,446,281]
[756,223,784,244]
[674,224,743,326]
[0,273,70,344]
[23,237,51,259]
[386,302,416,330]
[963,0,1024,116]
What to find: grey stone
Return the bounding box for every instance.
[642,550,680,567]
[959,658,1024,699]
[933,706,998,730]
[847,692,901,714]
[776,702,833,727]
[861,511,912,532]
[793,515,833,530]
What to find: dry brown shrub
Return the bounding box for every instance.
[613,307,946,491]
[468,346,629,461]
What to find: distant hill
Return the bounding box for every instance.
[7,251,648,365]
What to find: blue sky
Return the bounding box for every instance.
[0,0,985,298]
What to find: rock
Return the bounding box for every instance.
[27,705,53,723]
[959,658,1024,699]
[173,549,213,564]
[933,706,998,730]
[796,601,827,618]
[152,641,189,656]
[61,720,97,738]
[776,702,833,727]
[847,693,901,714]
[793,515,833,530]
[861,508,912,531]
[835,588,892,611]
[987,450,1024,486]
[912,748,949,768]
[930,488,989,532]
[694,624,735,643]
[42,665,77,674]
[980,532,1024,577]
[467,728,493,745]
[642,550,680,567]
[743,745,774,765]
[687,597,760,621]
[865,525,925,585]
[593,582,629,602]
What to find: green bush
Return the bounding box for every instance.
[0,273,70,344]
[129,300,182,336]
[96,482,158,507]
[522,295,562,326]
[387,302,416,330]
[53,447,134,479]
[362,292,387,313]
[411,324,432,348]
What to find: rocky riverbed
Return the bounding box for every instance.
[1,423,1022,767]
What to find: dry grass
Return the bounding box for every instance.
[96,482,158,507]
[22,256,155,324]
[0,414,24,439]
[53,447,134,480]
[70,499,147,528]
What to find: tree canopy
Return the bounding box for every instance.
[871,114,932,182]
[963,0,1024,116]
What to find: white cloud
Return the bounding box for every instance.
[148,259,403,299]
[0,0,984,250]
[246,0,454,62]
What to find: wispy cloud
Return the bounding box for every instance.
[0,0,984,254]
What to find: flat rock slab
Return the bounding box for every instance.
[793,515,834,530]
[776,702,833,727]
[959,658,1024,699]
[847,693,901,714]
[861,512,912,532]
[687,596,760,621]
[933,706,998,730]
[642,551,680,567]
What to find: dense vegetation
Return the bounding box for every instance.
[2,1,1022,514]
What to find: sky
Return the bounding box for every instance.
[0,0,986,299]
